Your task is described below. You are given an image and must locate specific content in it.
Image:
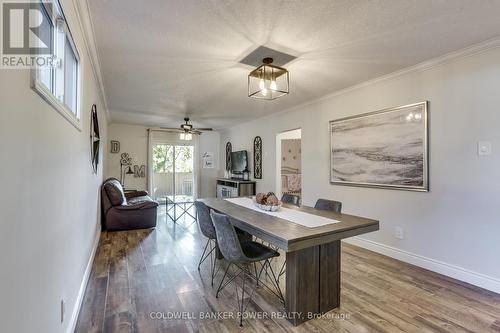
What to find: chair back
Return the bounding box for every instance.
[102,178,126,207]
[281,193,300,206]
[195,201,216,240]
[210,211,247,263]
[314,199,342,213]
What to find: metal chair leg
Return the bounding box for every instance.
[197,239,210,271]
[210,243,218,287]
[253,262,259,286]
[265,259,285,304]
[216,262,232,298]
[235,263,265,327]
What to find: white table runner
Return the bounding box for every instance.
[225,197,340,228]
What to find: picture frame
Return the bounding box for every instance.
[330,102,429,191]
[110,140,120,153]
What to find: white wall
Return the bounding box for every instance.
[107,124,149,190]
[220,45,500,293]
[107,123,220,198]
[0,1,108,332]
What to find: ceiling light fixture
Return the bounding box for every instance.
[248,57,289,100]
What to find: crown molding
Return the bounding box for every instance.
[72,0,110,121]
[292,36,500,111]
[225,35,500,133]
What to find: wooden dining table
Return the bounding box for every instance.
[198,197,380,326]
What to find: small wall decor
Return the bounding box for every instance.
[110,140,120,153]
[133,165,146,178]
[225,142,232,171]
[120,153,133,184]
[253,136,262,179]
[330,101,428,191]
[90,104,100,174]
[202,152,215,169]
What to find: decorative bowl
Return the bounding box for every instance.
[252,198,282,212]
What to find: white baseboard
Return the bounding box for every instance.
[66,230,101,333]
[343,237,500,294]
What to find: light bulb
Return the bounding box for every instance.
[262,88,268,96]
[259,79,265,89]
[270,80,277,91]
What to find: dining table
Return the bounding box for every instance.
[198,197,380,326]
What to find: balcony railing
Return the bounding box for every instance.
[152,172,193,200]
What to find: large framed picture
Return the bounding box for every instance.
[330,102,428,191]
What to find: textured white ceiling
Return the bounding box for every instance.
[88,0,500,129]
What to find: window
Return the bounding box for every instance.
[31,0,81,129]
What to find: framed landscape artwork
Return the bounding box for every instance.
[330,102,429,191]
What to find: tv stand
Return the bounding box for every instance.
[216,178,256,198]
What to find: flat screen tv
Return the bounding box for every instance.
[231,150,248,174]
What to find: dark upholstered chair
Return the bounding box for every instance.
[101,178,158,231]
[281,193,300,206]
[210,210,281,326]
[314,198,342,213]
[195,201,218,286]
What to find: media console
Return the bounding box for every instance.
[216,178,256,198]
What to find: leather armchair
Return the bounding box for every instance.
[101,178,158,231]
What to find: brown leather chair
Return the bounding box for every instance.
[101,178,158,231]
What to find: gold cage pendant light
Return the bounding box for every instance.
[248,57,289,100]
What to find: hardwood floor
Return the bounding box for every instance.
[76,206,500,332]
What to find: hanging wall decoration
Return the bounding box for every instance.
[225,142,232,171]
[253,136,262,179]
[110,140,120,153]
[90,104,100,174]
[330,102,429,191]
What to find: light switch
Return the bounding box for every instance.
[478,141,492,156]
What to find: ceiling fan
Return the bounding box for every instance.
[161,117,213,135]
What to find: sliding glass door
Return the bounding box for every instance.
[151,143,194,202]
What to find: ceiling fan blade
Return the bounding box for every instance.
[160,127,183,132]
[195,128,213,131]
[191,130,202,135]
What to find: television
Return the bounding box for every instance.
[231,150,248,174]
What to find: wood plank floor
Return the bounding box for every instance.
[75,206,500,332]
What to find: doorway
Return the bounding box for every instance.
[276,129,302,201]
[151,143,194,203]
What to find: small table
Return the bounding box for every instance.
[165,195,196,224]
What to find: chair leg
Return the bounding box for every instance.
[216,262,232,298]
[265,259,285,304]
[211,243,218,287]
[198,239,210,271]
[253,262,259,286]
[278,260,286,281]
[235,263,266,327]
[238,270,246,327]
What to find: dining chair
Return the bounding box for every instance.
[210,210,282,326]
[194,201,218,286]
[314,198,342,213]
[281,193,300,206]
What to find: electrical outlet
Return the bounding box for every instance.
[478,141,492,156]
[60,300,65,323]
[395,227,404,240]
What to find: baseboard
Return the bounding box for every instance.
[66,230,101,333]
[343,237,500,294]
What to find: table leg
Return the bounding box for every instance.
[285,240,341,326]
